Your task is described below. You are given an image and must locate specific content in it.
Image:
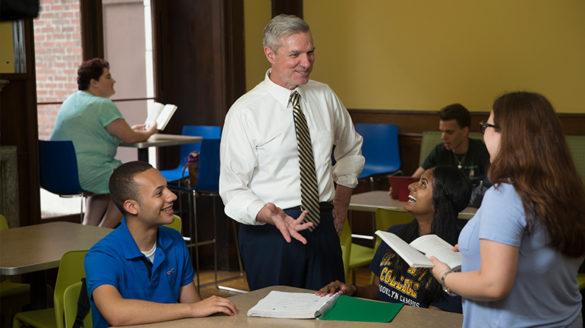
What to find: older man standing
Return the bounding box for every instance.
[219,14,364,291]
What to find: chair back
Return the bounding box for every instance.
[0,214,8,230]
[39,140,85,195]
[178,126,221,167]
[374,208,413,252]
[339,220,352,280]
[163,214,182,233]
[566,135,585,184]
[63,281,92,328]
[195,139,221,192]
[54,250,89,328]
[354,124,401,178]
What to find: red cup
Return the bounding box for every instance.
[388,176,420,201]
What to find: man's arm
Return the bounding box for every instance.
[92,283,237,326]
[332,185,352,235]
[412,166,424,178]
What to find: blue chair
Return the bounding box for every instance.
[39,140,89,220]
[159,125,221,183]
[354,124,402,186]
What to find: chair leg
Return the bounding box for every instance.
[212,196,218,288]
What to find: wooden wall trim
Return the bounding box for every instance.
[348,108,585,176]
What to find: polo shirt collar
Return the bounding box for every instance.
[117,218,173,260]
[264,69,306,109]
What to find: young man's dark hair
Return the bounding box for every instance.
[108,161,152,215]
[439,103,470,129]
[77,58,109,90]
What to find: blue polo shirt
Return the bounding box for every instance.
[85,218,195,328]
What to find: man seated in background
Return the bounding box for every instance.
[85,161,237,328]
[412,103,489,180]
[411,104,490,207]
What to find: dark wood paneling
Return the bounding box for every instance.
[151,0,246,270]
[349,109,585,176]
[80,0,104,60]
[0,20,40,226]
[271,0,303,18]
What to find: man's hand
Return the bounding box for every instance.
[188,295,238,317]
[256,203,313,244]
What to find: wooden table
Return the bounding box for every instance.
[114,285,463,328]
[350,190,477,219]
[0,221,112,307]
[120,133,202,162]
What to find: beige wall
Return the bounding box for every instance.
[244,1,585,113]
[243,0,272,91]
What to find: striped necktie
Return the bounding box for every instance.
[290,92,320,231]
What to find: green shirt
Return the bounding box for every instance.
[51,91,123,194]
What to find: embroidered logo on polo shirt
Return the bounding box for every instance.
[167,268,176,275]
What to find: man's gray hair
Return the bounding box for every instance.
[263,14,310,52]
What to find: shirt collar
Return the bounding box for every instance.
[117,217,173,260]
[264,69,306,109]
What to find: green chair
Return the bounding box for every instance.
[577,273,585,291]
[566,135,585,184]
[369,208,413,283]
[340,220,376,285]
[163,215,182,233]
[12,250,88,328]
[63,281,91,328]
[1,214,31,328]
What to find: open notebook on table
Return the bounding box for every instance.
[247,290,403,323]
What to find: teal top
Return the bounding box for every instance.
[50,91,124,194]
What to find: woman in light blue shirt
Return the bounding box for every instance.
[51,58,156,227]
[430,92,585,327]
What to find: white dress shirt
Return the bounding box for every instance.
[219,70,364,225]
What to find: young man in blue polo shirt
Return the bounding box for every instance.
[85,161,237,328]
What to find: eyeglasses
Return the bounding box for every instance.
[479,121,499,134]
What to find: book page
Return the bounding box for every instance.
[375,231,433,268]
[409,234,461,270]
[155,104,177,130]
[145,102,164,129]
[247,291,338,319]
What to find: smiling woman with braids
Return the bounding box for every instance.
[430,92,585,327]
[317,166,471,312]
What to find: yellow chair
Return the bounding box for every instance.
[340,220,376,285]
[0,214,8,230]
[370,208,413,283]
[577,273,585,291]
[373,208,413,253]
[63,281,91,328]
[0,214,30,328]
[12,250,88,328]
[163,215,182,233]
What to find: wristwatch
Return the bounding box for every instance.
[441,269,456,296]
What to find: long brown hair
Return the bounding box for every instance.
[489,91,585,257]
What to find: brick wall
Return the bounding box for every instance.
[34,0,82,140]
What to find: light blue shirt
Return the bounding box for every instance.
[459,183,582,327]
[51,91,123,194]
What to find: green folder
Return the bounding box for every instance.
[318,294,404,323]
